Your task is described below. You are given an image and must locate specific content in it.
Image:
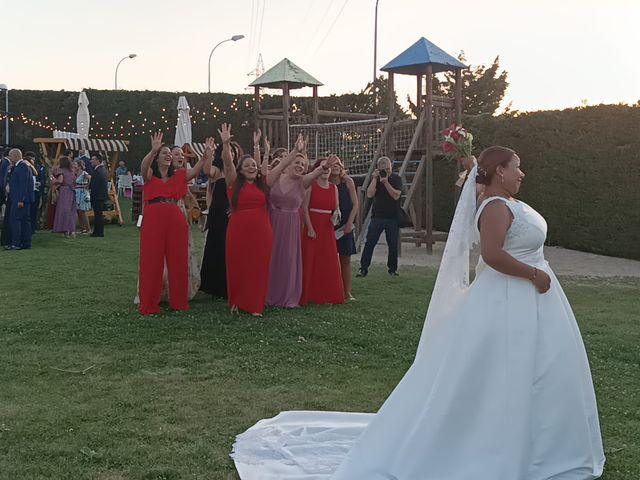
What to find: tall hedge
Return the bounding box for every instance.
[434,105,640,260]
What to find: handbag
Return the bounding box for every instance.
[397,205,412,228]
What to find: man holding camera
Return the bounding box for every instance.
[358,156,403,277]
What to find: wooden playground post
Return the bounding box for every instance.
[282,83,290,148]
[424,64,434,253]
[312,86,319,124]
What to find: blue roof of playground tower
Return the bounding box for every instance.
[381,37,467,75]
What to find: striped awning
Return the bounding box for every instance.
[63,138,129,152]
[186,143,207,157]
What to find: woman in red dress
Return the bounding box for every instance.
[138,132,212,315]
[221,125,306,316]
[301,159,345,305]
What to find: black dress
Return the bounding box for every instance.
[335,180,357,256]
[199,176,229,298]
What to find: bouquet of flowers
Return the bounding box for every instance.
[441,123,473,162]
[441,123,475,186]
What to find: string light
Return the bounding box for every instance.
[2,95,266,139]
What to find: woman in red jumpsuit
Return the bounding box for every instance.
[301,159,345,305]
[138,132,212,315]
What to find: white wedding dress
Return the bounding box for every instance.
[231,167,605,480]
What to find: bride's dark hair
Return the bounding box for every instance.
[476,146,517,185]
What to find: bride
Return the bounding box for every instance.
[231,146,605,480]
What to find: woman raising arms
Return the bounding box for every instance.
[265,137,338,308]
[137,132,211,315]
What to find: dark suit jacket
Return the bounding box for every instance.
[8,161,35,205]
[89,164,109,201]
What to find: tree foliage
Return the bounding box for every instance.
[408,53,509,116]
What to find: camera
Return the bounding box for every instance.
[379,169,387,179]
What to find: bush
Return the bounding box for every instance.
[434,105,640,260]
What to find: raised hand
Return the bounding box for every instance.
[294,133,305,152]
[302,135,310,153]
[326,155,340,169]
[218,123,232,144]
[151,131,163,152]
[253,128,262,146]
[204,136,216,155]
[263,136,270,153]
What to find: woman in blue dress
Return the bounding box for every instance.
[330,156,359,301]
[74,160,92,234]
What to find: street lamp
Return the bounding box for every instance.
[208,35,245,93]
[373,0,380,84]
[0,84,8,145]
[115,54,137,90]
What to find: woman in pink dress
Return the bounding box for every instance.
[265,138,338,308]
[52,156,78,237]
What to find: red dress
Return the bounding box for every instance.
[226,182,273,314]
[301,182,345,305]
[139,169,189,315]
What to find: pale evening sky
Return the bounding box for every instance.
[2,0,639,112]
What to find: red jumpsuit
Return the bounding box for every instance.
[139,169,189,315]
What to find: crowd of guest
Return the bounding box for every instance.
[0,147,111,249]
[136,124,404,317]
[0,125,403,316]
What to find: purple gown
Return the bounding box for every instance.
[266,177,305,308]
[52,168,77,234]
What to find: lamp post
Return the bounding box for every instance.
[208,35,245,93]
[0,84,8,145]
[115,54,137,90]
[373,0,380,84]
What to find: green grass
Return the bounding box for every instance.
[0,221,638,480]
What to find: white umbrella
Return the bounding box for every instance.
[174,95,192,146]
[76,91,90,139]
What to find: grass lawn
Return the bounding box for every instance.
[0,219,638,479]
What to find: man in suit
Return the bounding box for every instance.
[89,153,108,237]
[6,148,35,250]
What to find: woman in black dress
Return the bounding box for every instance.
[330,156,359,301]
[199,142,242,298]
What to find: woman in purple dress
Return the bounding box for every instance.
[265,140,338,308]
[52,156,78,237]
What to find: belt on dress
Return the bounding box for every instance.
[149,197,177,205]
[272,206,300,213]
[309,208,332,214]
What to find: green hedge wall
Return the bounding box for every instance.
[1,88,397,170]
[433,105,640,260]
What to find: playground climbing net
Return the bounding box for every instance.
[289,117,388,176]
